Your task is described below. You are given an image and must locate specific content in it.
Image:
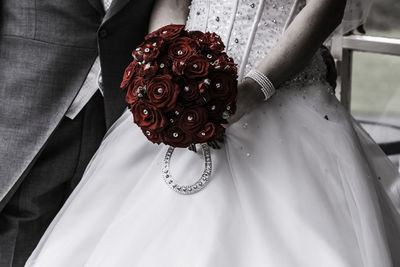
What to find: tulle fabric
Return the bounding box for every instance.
[26,81,400,267]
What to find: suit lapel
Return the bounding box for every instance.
[102,0,132,24]
[87,0,105,16]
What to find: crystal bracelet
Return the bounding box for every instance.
[245,69,276,101]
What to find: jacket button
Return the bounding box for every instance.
[99,29,108,38]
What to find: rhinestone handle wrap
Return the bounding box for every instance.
[162,144,212,195]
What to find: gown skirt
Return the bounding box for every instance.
[26,80,400,267]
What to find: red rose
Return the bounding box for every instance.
[224,64,238,78]
[189,31,212,48]
[209,71,237,101]
[147,74,179,111]
[126,77,147,104]
[146,24,185,41]
[201,50,219,62]
[207,32,225,52]
[214,124,225,138]
[172,60,186,76]
[197,32,225,52]
[168,37,197,61]
[131,100,167,131]
[146,36,165,49]
[194,122,217,143]
[188,31,206,43]
[179,106,208,133]
[164,124,192,148]
[180,81,201,103]
[184,55,210,79]
[156,54,171,75]
[206,101,227,124]
[142,37,164,62]
[137,62,158,77]
[120,61,138,89]
[198,79,212,103]
[213,53,237,77]
[132,43,145,63]
[167,104,184,124]
[224,98,237,116]
[213,53,229,68]
[142,128,163,144]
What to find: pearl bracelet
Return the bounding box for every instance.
[245,69,276,101]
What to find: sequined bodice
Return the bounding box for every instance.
[186,0,327,86]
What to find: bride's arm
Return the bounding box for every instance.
[148,0,191,32]
[229,0,347,124]
[257,0,346,86]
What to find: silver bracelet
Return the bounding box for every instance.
[245,69,276,101]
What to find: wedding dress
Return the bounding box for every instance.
[26,0,400,266]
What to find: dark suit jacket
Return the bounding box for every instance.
[0,0,155,207]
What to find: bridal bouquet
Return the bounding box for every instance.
[121,24,238,148]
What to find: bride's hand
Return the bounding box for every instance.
[224,78,265,127]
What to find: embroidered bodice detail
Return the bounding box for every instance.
[186,0,327,87]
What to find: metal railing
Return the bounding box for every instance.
[333,34,400,110]
[333,34,400,155]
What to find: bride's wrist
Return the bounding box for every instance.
[239,78,265,110]
[243,78,264,100]
[244,70,276,101]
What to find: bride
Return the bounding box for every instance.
[26,0,400,266]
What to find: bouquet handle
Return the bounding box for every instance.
[162,143,212,195]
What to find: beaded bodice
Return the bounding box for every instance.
[186,0,327,86]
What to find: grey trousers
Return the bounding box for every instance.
[0,92,106,267]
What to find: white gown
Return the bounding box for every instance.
[26,0,400,266]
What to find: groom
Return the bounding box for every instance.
[0,0,155,265]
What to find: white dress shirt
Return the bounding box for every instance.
[65,0,114,119]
